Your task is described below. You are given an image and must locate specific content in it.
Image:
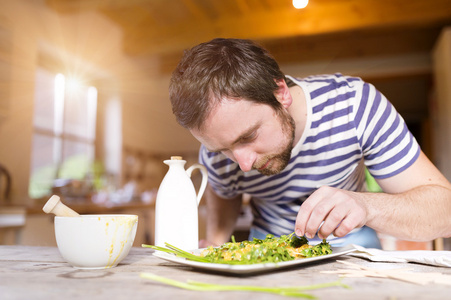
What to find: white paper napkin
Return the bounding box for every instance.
[348,245,451,267]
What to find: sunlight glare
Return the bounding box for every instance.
[54,74,65,136]
[65,76,84,95]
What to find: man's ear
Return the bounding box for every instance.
[274,79,292,108]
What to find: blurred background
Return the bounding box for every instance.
[1,0,451,250]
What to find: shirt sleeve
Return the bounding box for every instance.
[354,80,421,179]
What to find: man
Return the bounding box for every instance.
[169,38,451,248]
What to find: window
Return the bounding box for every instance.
[29,68,97,199]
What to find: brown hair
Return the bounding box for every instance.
[169,38,286,130]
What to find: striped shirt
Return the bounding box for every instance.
[198,74,420,244]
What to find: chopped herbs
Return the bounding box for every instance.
[200,233,332,264]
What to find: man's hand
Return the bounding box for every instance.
[294,186,369,239]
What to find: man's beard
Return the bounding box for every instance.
[255,110,296,176]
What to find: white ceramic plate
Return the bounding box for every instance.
[153,245,356,275]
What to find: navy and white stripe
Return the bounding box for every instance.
[199,74,420,243]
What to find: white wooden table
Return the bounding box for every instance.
[1,245,450,299]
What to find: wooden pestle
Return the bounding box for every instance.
[42,195,80,217]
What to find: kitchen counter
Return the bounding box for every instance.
[26,198,155,215]
[1,245,450,299]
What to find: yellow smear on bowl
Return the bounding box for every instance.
[106,216,138,268]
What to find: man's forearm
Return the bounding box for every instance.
[363,184,451,241]
[205,185,243,245]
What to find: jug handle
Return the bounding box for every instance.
[186,163,208,206]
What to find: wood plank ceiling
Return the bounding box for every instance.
[46,0,451,73]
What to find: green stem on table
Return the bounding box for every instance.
[140,273,350,299]
[141,243,210,263]
[188,279,351,291]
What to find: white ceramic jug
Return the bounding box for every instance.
[154,156,208,250]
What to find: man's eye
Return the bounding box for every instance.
[241,132,257,143]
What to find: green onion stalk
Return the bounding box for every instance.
[140,273,350,299]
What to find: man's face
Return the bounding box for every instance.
[191,99,295,175]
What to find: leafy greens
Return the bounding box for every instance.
[142,232,332,265]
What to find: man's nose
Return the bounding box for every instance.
[232,148,256,172]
